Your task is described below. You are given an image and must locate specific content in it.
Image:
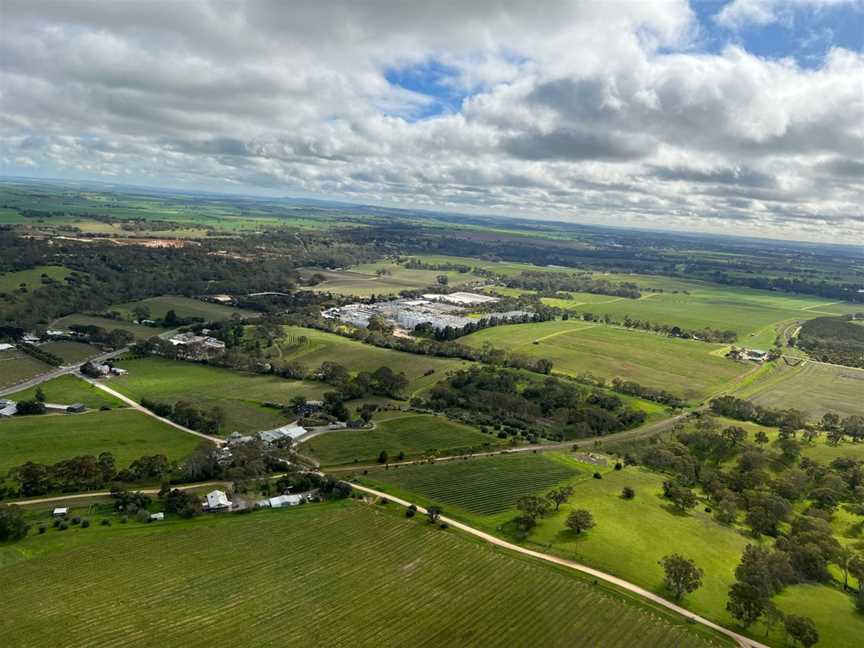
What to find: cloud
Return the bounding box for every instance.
[715,0,864,30]
[0,0,861,242]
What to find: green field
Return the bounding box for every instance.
[0,265,74,293]
[734,360,864,418]
[112,295,255,322]
[0,350,50,389]
[51,314,166,340]
[39,340,100,364]
[269,326,470,395]
[0,408,202,474]
[7,374,124,410]
[462,321,751,402]
[112,357,327,433]
[0,502,726,648]
[364,452,581,516]
[307,262,477,296]
[301,414,500,465]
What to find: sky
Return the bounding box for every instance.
[1,0,863,243]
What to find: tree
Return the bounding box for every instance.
[565,509,595,535]
[34,385,45,403]
[745,492,791,537]
[664,481,697,512]
[621,486,636,499]
[377,450,388,464]
[726,581,766,628]
[132,304,150,322]
[0,506,30,542]
[659,554,703,601]
[546,485,574,511]
[784,615,818,648]
[516,495,550,530]
[436,274,449,286]
[715,496,738,525]
[163,309,179,327]
[761,601,784,638]
[427,506,442,524]
[754,430,769,446]
[14,399,46,416]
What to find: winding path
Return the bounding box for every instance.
[350,482,770,648]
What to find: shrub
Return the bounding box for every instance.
[593,472,602,479]
[100,519,111,526]
[405,509,416,518]
[81,519,91,528]
[38,525,47,534]
[52,518,60,528]
[120,515,128,524]
[58,521,69,531]
[378,498,389,506]
[135,509,151,523]
[621,486,635,499]
[614,462,623,471]
[439,522,449,530]
[71,516,81,525]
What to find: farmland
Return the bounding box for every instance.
[0,265,75,293]
[268,326,470,395]
[735,360,864,418]
[301,414,499,466]
[0,408,202,474]
[111,357,327,433]
[7,374,124,410]
[38,340,100,364]
[363,452,581,516]
[0,502,726,647]
[307,263,477,297]
[51,314,166,340]
[112,295,256,322]
[0,350,50,389]
[461,321,751,402]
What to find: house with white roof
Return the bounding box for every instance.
[204,490,232,511]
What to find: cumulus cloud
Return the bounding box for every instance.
[715,0,864,29]
[0,0,862,241]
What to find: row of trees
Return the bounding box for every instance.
[140,399,225,435]
[568,311,737,344]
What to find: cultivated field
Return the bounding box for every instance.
[112,357,327,433]
[0,502,726,648]
[363,452,581,516]
[51,314,166,340]
[7,374,124,410]
[39,340,100,364]
[0,408,202,474]
[0,350,50,389]
[0,265,74,293]
[306,263,477,297]
[735,360,864,418]
[269,326,470,395]
[301,414,499,465]
[462,322,751,402]
[112,295,255,322]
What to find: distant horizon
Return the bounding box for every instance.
[3,173,862,251]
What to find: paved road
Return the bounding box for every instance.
[351,482,769,648]
[7,480,235,506]
[81,376,225,446]
[0,347,126,397]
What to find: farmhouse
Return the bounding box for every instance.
[0,399,17,417]
[203,490,232,511]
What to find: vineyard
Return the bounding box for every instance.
[0,503,726,647]
[364,452,580,515]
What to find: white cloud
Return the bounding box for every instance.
[715,0,864,30]
[0,0,862,241]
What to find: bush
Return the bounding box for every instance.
[614,462,623,470]
[621,486,635,499]
[704,507,712,513]
[58,521,69,531]
[405,509,416,518]
[135,509,151,523]
[439,522,449,530]
[120,515,128,524]
[100,519,111,526]
[38,525,47,534]
[593,472,602,479]
[71,516,81,525]
[378,498,389,505]
[81,519,91,528]
[52,518,61,528]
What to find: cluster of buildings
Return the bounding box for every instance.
[727,347,770,362]
[226,423,308,446]
[0,399,86,417]
[323,292,527,333]
[169,332,226,359]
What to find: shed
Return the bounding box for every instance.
[268,494,303,508]
[66,403,86,413]
[204,490,232,510]
[150,512,165,521]
[52,507,68,517]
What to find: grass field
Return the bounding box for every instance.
[112,295,256,322]
[0,350,50,389]
[111,357,327,433]
[734,360,864,418]
[0,265,74,293]
[301,414,500,465]
[268,326,470,396]
[0,502,727,648]
[0,408,202,473]
[39,340,100,364]
[307,264,477,296]
[7,374,124,410]
[364,452,581,516]
[51,314,166,340]
[462,321,751,402]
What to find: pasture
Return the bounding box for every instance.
[363,452,581,516]
[301,414,499,465]
[112,357,327,433]
[0,265,74,293]
[735,360,864,418]
[0,350,50,389]
[268,326,470,396]
[0,503,726,648]
[7,374,124,410]
[462,321,751,402]
[307,263,476,297]
[0,408,202,474]
[112,295,255,322]
[51,314,166,340]
[39,340,100,364]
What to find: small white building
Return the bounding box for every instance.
[22,334,40,344]
[52,507,68,517]
[204,490,232,510]
[269,494,303,508]
[0,343,14,352]
[0,400,17,417]
[258,424,307,445]
[150,512,165,521]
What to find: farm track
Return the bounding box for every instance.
[351,483,767,648]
